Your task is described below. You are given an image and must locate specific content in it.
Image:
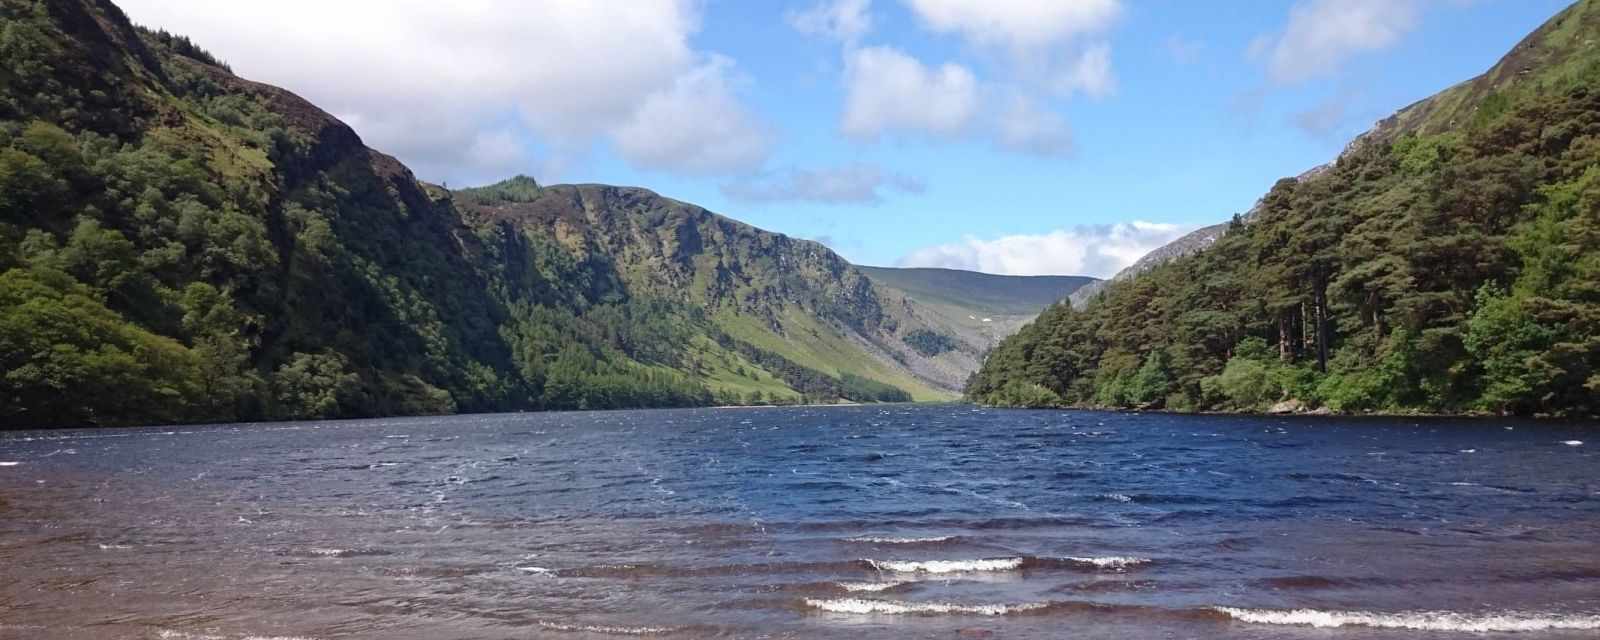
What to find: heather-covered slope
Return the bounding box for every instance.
[454,180,962,400]
[859,266,1096,359]
[858,267,1094,315]
[970,0,1600,417]
[0,0,958,427]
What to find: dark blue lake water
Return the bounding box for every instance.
[1,405,1597,639]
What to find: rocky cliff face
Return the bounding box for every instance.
[462,184,885,334]
[0,0,970,427]
[456,181,972,397]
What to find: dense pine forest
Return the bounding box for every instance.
[0,0,940,428]
[970,0,1600,417]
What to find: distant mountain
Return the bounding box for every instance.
[1066,223,1228,308]
[857,266,1096,371]
[858,267,1095,316]
[454,179,972,399]
[971,0,1600,417]
[0,0,972,427]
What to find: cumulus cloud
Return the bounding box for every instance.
[842,46,980,140]
[904,0,1121,102]
[994,95,1073,156]
[787,0,873,44]
[721,163,924,204]
[115,0,770,182]
[610,56,773,175]
[898,222,1196,278]
[902,0,1121,51]
[1254,0,1421,84]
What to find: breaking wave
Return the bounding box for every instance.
[1213,607,1600,632]
[1064,556,1150,569]
[862,556,1151,574]
[804,598,1048,616]
[836,580,909,592]
[845,535,956,544]
[865,558,1022,573]
[537,621,679,635]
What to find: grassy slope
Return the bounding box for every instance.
[857,266,1095,315]
[714,310,952,401]
[859,266,1098,359]
[1369,0,1600,141]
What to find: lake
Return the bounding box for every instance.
[0,405,1597,639]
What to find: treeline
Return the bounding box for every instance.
[0,5,911,427]
[971,63,1600,417]
[903,328,956,357]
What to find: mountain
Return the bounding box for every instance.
[451,179,969,399]
[858,266,1095,356]
[0,0,967,428]
[1066,223,1227,308]
[970,0,1600,417]
[859,267,1095,316]
[1069,166,1334,309]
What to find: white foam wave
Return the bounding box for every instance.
[1562,440,1584,446]
[97,543,133,550]
[1101,493,1133,502]
[866,558,1022,573]
[517,566,556,577]
[848,535,954,544]
[1066,556,1149,569]
[805,598,1046,616]
[538,621,676,635]
[308,548,345,557]
[1214,607,1600,632]
[837,580,908,592]
[0,461,19,467]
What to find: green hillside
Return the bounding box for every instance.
[858,266,1095,315]
[969,0,1600,417]
[0,0,958,427]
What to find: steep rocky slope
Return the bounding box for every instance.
[860,266,1095,355]
[0,0,966,427]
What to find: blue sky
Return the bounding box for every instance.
[119,0,1572,277]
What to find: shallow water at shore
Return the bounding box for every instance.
[0,406,1596,639]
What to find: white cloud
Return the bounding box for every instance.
[898,222,1196,278]
[994,95,1073,156]
[903,0,1121,103]
[1255,0,1421,84]
[1054,42,1115,98]
[721,163,924,204]
[788,0,873,44]
[842,46,979,140]
[609,56,773,175]
[902,0,1121,51]
[115,0,770,181]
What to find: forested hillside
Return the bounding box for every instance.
[970,0,1600,417]
[0,0,952,428]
